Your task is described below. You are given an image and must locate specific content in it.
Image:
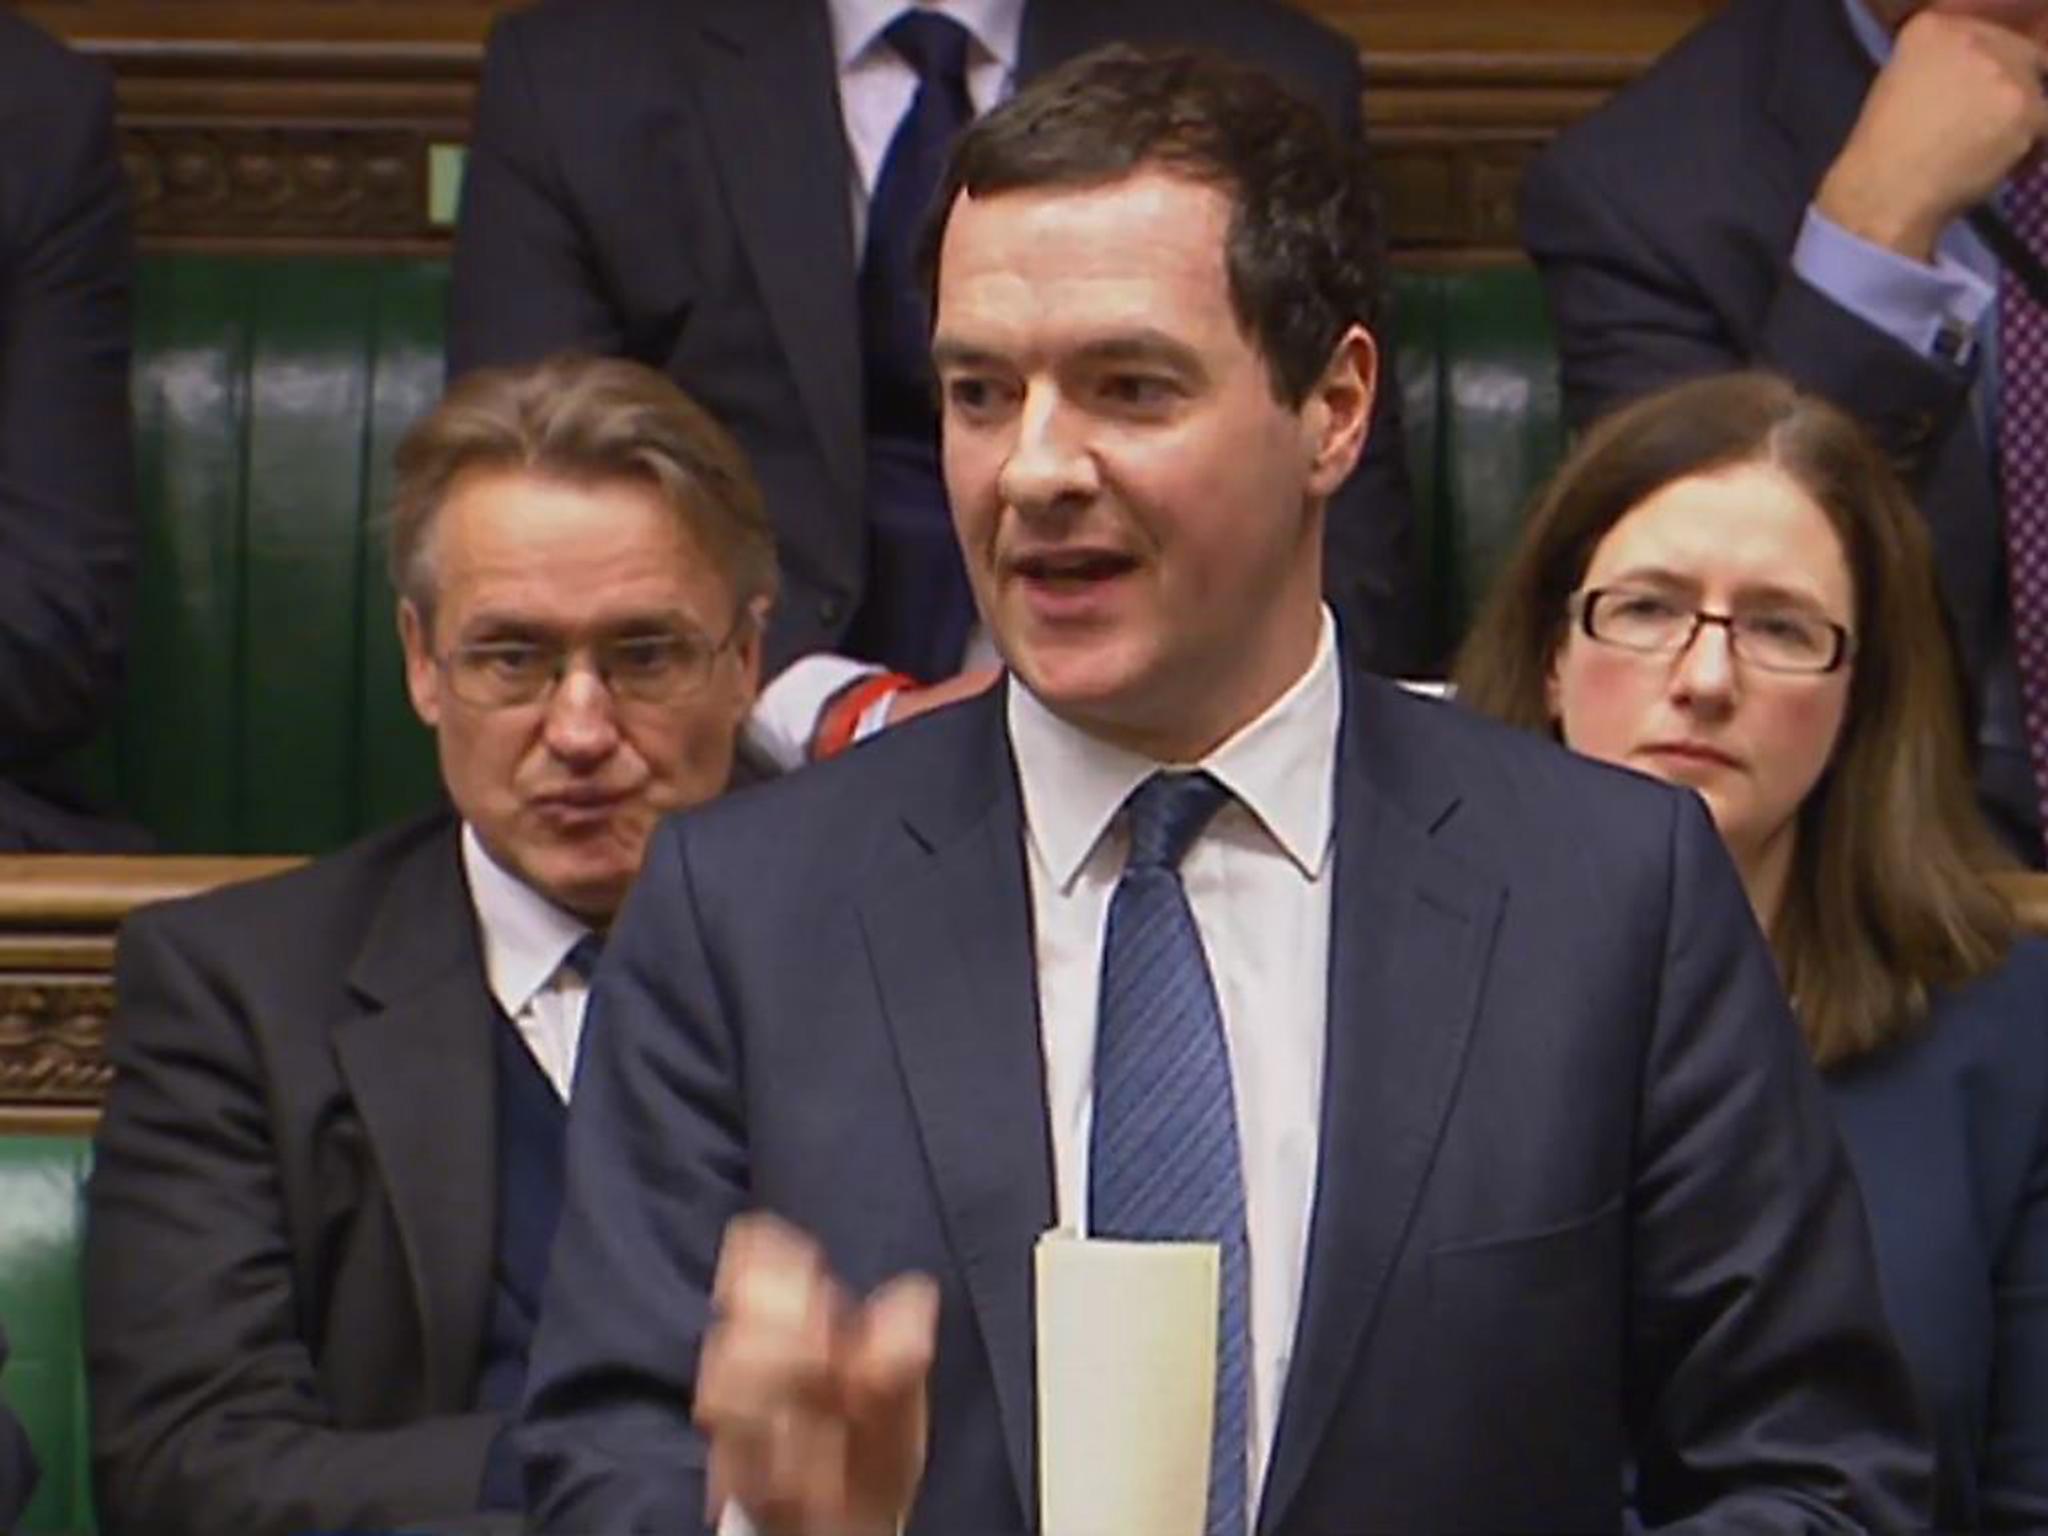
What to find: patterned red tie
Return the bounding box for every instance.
[2000,162,2048,853]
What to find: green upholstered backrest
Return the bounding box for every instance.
[98,256,448,854]
[1387,265,1567,662]
[0,1135,92,1536]
[94,258,1562,855]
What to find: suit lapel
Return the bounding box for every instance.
[690,0,865,508]
[332,826,500,1408]
[858,689,1052,1521]
[1259,681,1504,1534]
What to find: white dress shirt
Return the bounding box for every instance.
[746,0,1023,771]
[1009,609,1340,1519]
[461,824,598,1102]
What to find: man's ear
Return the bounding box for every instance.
[734,595,770,702]
[398,599,443,729]
[1302,324,1376,499]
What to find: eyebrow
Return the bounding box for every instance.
[1603,566,1834,611]
[1068,331,1204,374]
[929,328,1204,376]
[457,609,696,645]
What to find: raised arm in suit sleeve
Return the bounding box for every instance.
[1519,141,1977,478]
[520,814,747,1532]
[0,39,134,766]
[448,13,629,377]
[84,911,504,1536]
[1627,796,1933,1530]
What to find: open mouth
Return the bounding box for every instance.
[1010,548,1140,586]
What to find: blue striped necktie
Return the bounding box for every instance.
[1087,770,1249,1536]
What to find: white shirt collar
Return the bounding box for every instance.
[827,0,1024,76]
[1007,608,1342,891]
[460,824,596,1019]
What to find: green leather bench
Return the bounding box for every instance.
[1,1137,91,1535]
[69,257,1561,855]
[0,261,1564,1533]
[72,257,449,855]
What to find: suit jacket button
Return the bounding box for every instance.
[819,596,844,625]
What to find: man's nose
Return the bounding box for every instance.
[543,662,622,762]
[996,385,1099,519]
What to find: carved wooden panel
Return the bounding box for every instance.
[18,0,1720,263]
[0,857,298,1120]
[0,982,113,1109]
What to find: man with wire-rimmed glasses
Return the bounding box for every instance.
[84,353,775,1536]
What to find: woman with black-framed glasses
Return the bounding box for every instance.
[1456,370,2048,1530]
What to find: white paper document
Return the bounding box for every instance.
[1034,1232,1219,1536]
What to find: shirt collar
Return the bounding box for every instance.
[1007,608,1342,891]
[828,0,1024,76]
[461,823,596,1018]
[1841,0,1893,67]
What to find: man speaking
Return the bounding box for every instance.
[519,47,1932,1534]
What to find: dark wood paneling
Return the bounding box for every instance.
[18,0,1721,262]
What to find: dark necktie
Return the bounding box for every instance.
[2001,162,2048,856]
[844,9,979,681]
[562,931,603,985]
[1088,771,1250,1536]
[861,10,972,425]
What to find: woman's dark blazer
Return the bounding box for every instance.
[1828,934,2048,1529]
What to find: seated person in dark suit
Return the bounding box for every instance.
[0,1321,37,1530]
[0,10,139,850]
[515,47,1930,1534]
[83,356,774,1536]
[1521,0,2048,862]
[1457,370,2048,1529]
[450,0,1429,775]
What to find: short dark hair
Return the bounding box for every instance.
[1453,371,2015,1067]
[923,43,1383,406]
[389,354,776,626]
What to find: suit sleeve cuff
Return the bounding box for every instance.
[1793,206,1992,365]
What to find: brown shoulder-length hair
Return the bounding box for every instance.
[1454,371,2014,1068]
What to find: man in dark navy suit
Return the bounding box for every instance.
[519,46,1932,1535]
[0,11,138,850]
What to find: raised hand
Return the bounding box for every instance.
[1817,7,2048,261]
[697,1214,939,1536]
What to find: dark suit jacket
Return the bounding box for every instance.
[85,814,521,1536]
[519,678,1931,1532]
[1519,0,2037,855]
[449,0,1429,679]
[0,1321,37,1532]
[1826,934,2048,1529]
[0,12,139,851]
